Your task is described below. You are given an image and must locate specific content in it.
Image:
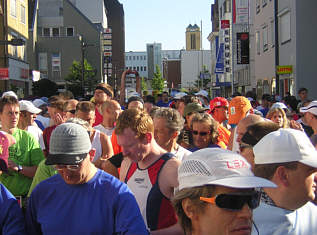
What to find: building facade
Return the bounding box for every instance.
[146,42,162,79]
[0,0,30,97]
[185,24,201,51]
[125,51,147,78]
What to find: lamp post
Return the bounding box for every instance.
[79,36,94,97]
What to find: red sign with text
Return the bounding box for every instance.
[221,20,230,29]
[0,68,9,80]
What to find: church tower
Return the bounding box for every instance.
[186,24,201,50]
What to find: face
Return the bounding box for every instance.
[162,93,169,102]
[56,155,91,185]
[153,117,174,150]
[177,101,185,117]
[109,103,122,121]
[117,128,149,162]
[128,101,144,110]
[192,121,212,149]
[213,106,229,123]
[0,104,19,129]
[76,110,95,127]
[287,163,317,206]
[144,102,153,113]
[65,100,78,120]
[299,90,308,101]
[94,89,109,104]
[22,111,37,126]
[271,111,283,127]
[192,186,253,235]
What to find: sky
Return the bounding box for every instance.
[118,0,214,52]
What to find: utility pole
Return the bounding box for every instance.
[274,0,279,95]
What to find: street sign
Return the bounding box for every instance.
[104,51,112,57]
[104,40,112,45]
[276,65,293,75]
[103,34,112,40]
[104,28,112,33]
[104,45,112,51]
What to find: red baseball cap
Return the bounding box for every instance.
[209,97,229,112]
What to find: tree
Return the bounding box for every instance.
[151,65,165,92]
[64,59,98,97]
[194,65,211,90]
[32,79,58,97]
[141,77,147,92]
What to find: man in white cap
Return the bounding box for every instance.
[26,123,148,234]
[18,100,45,149]
[300,100,317,147]
[252,128,317,234]
[173,148,276,235]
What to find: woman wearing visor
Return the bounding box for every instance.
[172,148,276,235]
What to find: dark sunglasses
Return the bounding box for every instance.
[67,109,76,114]
[192,130,209,136]
[200,191,261,211]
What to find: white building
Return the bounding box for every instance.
[125,51,148,78]
[180,50,212,89]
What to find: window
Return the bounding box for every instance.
[38,52,48,70]
[144,66,147,71]
[52,53,61,72]
[10,0,16,17]
[52,28,60,37]
[136,56,139,60]
[66,27,74,37]
[270,19,275,47]
[21,5,26,23]
[220,6,223,18]
[224,0,231,13]
[144,56,146,60]
[126,67,128,70]
[129,67,132,70]
[256,0,260,14]
[190,34,196,49]
[43,28,50,37]
[256,31,260,55]
[262,0,267,7]
[137,66,139,71]
[133,56,135,60]
[262,25,268,51]
[141,67,143,71]
[133,67,136,70]
[129,56,131,60]
[280,11,291,44]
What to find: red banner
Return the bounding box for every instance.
[0,68,9,80]
[221,20,230,29]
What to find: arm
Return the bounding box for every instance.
[119,157,132,182]
[8,160,38,178]
[227,127,236,150]
[99,132,114,159]
[97,159,119,178]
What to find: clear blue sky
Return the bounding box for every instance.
[118,0,214,52]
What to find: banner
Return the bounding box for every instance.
[215,43,224,74]
[236,32,249,64]
[233,0,249,24]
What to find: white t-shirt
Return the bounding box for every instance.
[94,124,115,138]
[35,115,50,129]
[27,125,45,150]
[171,145,192,162]
[252,202,317,235]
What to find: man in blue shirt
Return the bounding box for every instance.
[26,123,148,235]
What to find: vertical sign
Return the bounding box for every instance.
[237,32,249,64]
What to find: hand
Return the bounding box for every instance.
[289,120,304,131]
[53,113,65,125]
[8,160,19,172]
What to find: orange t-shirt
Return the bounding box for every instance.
[111,132,122,155]
[217,125,231,148]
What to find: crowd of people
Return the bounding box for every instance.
[0,84,317,235]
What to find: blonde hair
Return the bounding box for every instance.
[266,108,289,128]
[115,108,153,139]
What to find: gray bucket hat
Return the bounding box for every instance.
[45,123,91,165]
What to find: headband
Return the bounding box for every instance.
[95,86,113,98]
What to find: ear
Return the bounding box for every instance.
[275,166,290,187]
[144,132,152,143]
[171,131,179,141]
[182,198,197,220]
[88,148,96,162]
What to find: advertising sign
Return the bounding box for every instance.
[236,32,249,64]
[221,20,230,29]
[215,43,224,74]
[0,68,9,80]
[233,0,249,24]
[276,66,293,75]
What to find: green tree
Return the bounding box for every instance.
[141,77,147,92]
[32,79,58,97]
[65,59,98,97]
[151,65,165,92]
[194,65,211,90]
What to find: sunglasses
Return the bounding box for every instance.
[55,164,80,171]
[200,191,261,211]
[67,109,76,114]
[192,130,210,136]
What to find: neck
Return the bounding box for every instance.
[101,119,115,129]
[17,121,28,130]
[84,164,98,183]
[263,188,306,210]
[138,142,167,169]
[165,140,178,153]
[1,126,16,134]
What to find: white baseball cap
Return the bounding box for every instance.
[19,100,42,114]
[2,91,18,99]
[178,148,276,190]
[253,128,317,167]
[270,102,288,111]
[174,92,187,100]
[300,101,317,116]
[195,90,209,98]
[33,98,47,108]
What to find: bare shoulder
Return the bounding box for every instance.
[159,156,180,189]
[119,157,132,182]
